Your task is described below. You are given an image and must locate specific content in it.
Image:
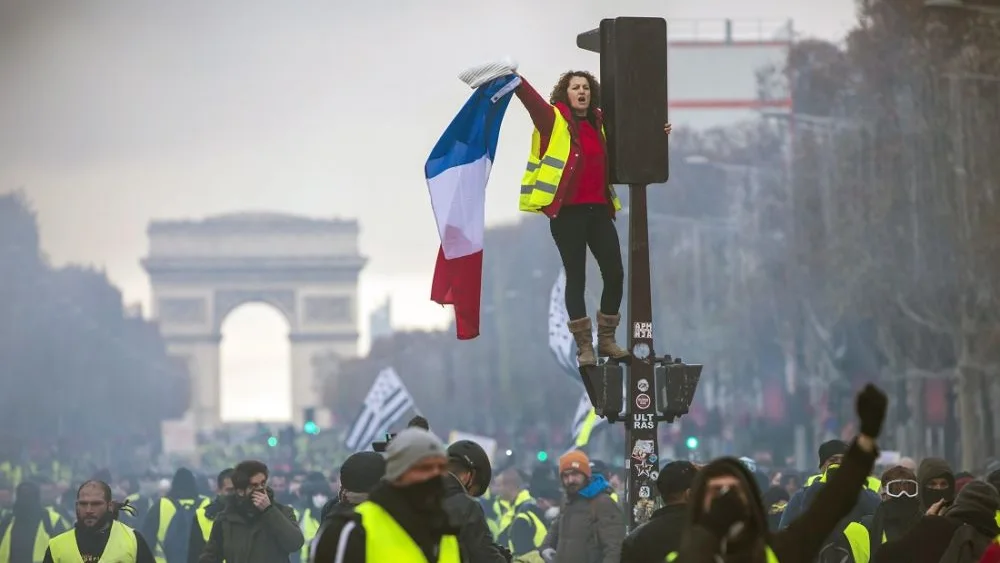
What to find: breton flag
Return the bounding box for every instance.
[570,389,605,450]
[548,268,597,377]
[344,367,415,451]
[426,73,522,340]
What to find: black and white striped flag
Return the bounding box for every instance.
[548,268,597,376]
[344,367,415,451]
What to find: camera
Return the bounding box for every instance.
[371,432,396,453]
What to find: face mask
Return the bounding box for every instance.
[882,496,920,521]
[312,494,328,508]
[399,476,446,513]
[921,487,953,508]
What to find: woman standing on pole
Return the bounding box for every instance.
[514,70,671,367]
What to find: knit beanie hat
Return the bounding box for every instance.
[559,450,591,478]
[340,452,386,493]
[383,428,447,482]
[817,440,848,466]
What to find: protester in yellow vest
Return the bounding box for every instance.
[0,482,69,563]
[512,70,671,367]
[187,469,233,563]
[313,428,460,563]
[42,480,155,563]
[141,468,205,563]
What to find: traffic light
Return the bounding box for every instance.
[685,436,699,450]
[303,408,319,435]
[267,436,278,447]
[536,451,548,462]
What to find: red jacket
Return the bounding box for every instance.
[981,542,1000,563]
[514,77,614,218]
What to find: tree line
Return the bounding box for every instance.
[328,0,1000,469]
[0,192,188,471]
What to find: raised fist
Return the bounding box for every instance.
[855,383,888,438]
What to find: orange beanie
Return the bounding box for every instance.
[559,450,591,477]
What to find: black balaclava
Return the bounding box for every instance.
[687,458,770,563]
[168,468,199,500]
[916,457,955,511]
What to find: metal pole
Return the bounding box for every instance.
[624,183,658,529]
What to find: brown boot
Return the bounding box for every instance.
[596,312,630,360]
[567,317,597,367]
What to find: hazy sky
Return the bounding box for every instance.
[0,0,855,420]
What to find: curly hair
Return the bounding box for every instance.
[549,70,601,109]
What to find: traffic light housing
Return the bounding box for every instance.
[303,408,319,435]
[655,361,702,421]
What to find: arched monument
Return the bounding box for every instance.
[142,212,366,431]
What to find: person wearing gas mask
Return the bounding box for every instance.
[42,480,155,563]
[317,427,461,563]
[874,480,1000,563]
[187,468,233,563]
[198,460,304,563]
[672,383,887,563]
[859,465,921,560]
[444,440,510,563]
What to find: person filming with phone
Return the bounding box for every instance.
[198,460,304,563]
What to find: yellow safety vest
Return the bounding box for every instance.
[513,550,546,563]
[48,521,138,563]
[667,545,779,562]
[519,107,622,214]
[299,507,322,561]
[497,505,546,554]
[354,501,460,563]
[805,471,880,493]
[194,506,214,542]
[843,521,870,563]
[498,491,532,533]
[0,510,64,563]
[153,497,207,563]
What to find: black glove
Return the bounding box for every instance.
[856,383,888,438]
[495,544,512,563]
[700,487,747,539]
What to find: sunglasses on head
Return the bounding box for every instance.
[883,479,918,498]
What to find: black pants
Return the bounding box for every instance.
[549,204,624,320]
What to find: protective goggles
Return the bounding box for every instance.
[883,479,918,498]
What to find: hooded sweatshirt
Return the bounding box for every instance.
[917,458,955,512]
[676,439,876,563]
[874,480,1000,563]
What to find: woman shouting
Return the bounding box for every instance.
[514,70,671,366]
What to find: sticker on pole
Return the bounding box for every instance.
[635,394,651,410]
[639,485,651,499]
[637,378,649,392]
[633,322,652,339]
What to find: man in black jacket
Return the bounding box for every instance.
[620,460,696,563]
[319,453,386,521]
[443,440,510,563]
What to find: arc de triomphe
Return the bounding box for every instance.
[142,212,366,431]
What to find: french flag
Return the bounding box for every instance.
[425,74,521,340]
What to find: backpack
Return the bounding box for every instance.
[162,498,200,563]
